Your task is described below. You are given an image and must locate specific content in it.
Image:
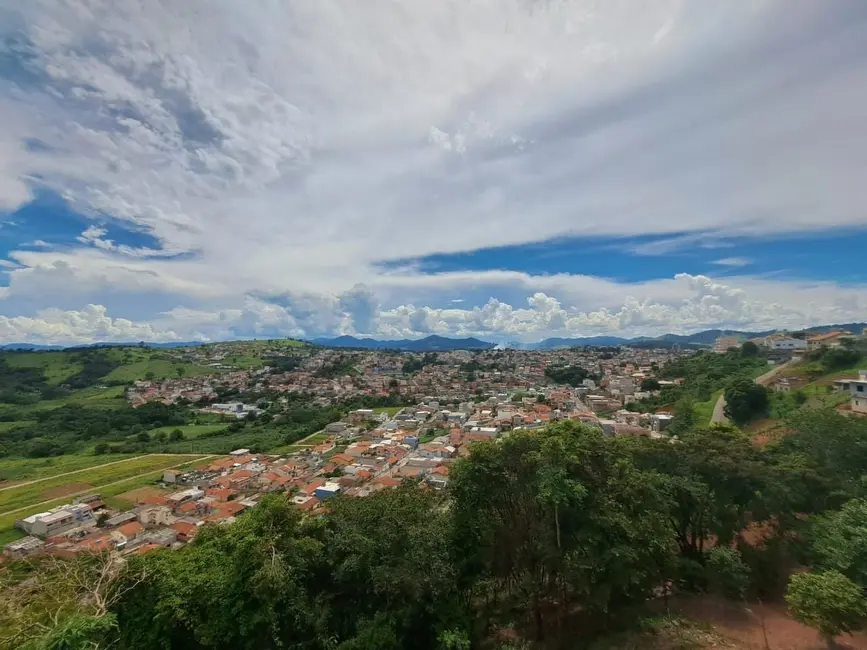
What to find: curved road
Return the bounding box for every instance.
[710,360,796,424]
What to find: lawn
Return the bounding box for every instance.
[0,455,205,515]
[0,454,136,483]
[297,432,330,445]
[373,406,404,416]
[0,456,212,532]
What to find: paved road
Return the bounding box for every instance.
[0,455,217,518]
[710,360,796,424]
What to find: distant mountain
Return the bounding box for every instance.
[0,341,207,351]
[529,336,632,350]
[311,335,496,351]
[525,323,867,350]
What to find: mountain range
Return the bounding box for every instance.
[310,335,496,351]
[2,323,865,352]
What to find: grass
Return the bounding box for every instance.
[693,390,723,425]
[103,359,215,383]
[0,456,212,532]
[298,432,330,445]
[146,424,228,439]
[0,454,136,483]
[2,351,84,385]
[0,455,205,514]
[373,406,403,416]
[0,528,25,545]
[14,386,127,414]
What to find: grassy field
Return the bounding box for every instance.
[0,454,136,483]
[0,455,205,515]
[103,358,216,383]
[373,406,403,416]
[11,385,127,415]
[0,456,212,533]
[2,351,84,384]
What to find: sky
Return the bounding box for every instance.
[2,0,867,345]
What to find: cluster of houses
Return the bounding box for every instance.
[4,379,682,561]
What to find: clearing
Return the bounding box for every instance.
[0,454,206,515]
[0,454,137,485]
[0,455,214,532]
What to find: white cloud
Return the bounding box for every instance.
[0,304,181,344]
[0,2,866,342]
[711,257,751,268]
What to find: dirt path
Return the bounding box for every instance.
[0,455,218,518]
[675,595,867,649]
[711,360,796,425]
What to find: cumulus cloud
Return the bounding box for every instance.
[1,2,867,342]
[0,304,180,344]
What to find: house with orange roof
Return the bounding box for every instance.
[205,487,236,502]
[170,521,199,543]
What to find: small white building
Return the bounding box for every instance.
[835,371,867,414]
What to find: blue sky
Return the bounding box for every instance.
[1,1,867,344]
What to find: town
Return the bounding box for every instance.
[7,327,867,560]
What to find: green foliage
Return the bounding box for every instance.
[786,570,867,641]
[544,365,593,387]
[741,341,760,357]
[630,350,765,413]
[705,547,750,599]
[812,498,867,588]
[723,378,769,424]
[21,613,117,650]
[640,377,661,391]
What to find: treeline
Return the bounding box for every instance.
[0,402,190,458]
[7,409,867,649]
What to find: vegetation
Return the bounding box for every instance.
[544,364,594,387]
[786,570,867,648]
[723,378,769,425]
[626,350,766,414]
[4,405,867,649]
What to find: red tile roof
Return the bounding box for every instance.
[118,522,144,538]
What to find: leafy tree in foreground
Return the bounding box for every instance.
[812,498,867,589]
[724,378,769,424]
[786,570,867,649]
[705,547,750,599]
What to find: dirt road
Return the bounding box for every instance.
[710,360,796,424]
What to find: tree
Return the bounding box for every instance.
[153,431,168,444]
[706,547,750,599]
[723,378,769,425]
[640,377,661,391]
[168,429,184,442]
[741,341,760,357]
[812,499,867,588]
[786,570,867,649]
[175,367,185,378]
[136,432,151,443]
[93,443,109,456]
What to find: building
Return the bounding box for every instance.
[769,337,808,351]
[16,504,96,538]
[808,331,849,351]
[3,535,44,558]
[834,370,867,414]
[713,336,742,354]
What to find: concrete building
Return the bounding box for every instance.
[713,336,742,354]
[835,370,867,414]
[16,504,96,538]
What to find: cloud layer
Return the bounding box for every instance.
[1,1,867,342]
